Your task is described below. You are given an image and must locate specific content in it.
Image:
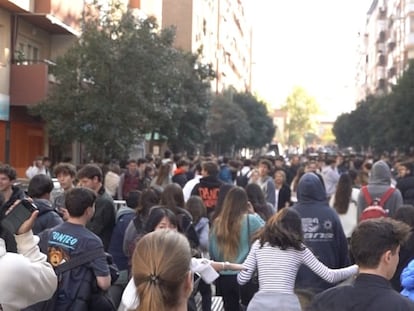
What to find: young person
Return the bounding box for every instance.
[36,187,112,311]
[309,218,414,310]
[209,187,265,310]
[0,164,26,252]
[27,174,63,235]
[237,208,358,311]
[77,164,115,251]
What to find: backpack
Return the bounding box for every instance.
[236,169,251,188]
[25,248,117,311]
[360,186,395,222]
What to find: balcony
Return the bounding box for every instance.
[406,33,414,48]
[377,53,387,66]
[387,33,396,51]
[10,61,50,106]
[377,30,386,43]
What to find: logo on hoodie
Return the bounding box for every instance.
[302,218,334,241]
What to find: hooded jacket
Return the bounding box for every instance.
[0,186,26,252]
[357,160,403,217]
[292,172,350,293]
[31,198,63,235]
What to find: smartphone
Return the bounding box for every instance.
[1,199,38,234]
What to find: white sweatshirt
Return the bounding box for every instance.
[0,231,57,311]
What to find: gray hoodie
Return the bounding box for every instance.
[357,160,403,217]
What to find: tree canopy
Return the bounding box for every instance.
[206,89,275,155]
[32,4,213,161]
[281,86,319,146]
[333,60,414,154]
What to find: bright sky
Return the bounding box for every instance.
[246,0,373,121]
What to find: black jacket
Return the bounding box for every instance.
[308,274,414,311]
[0,185,25,252]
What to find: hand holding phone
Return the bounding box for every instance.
[1,199,38,234]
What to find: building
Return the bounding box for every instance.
[162,0,252,93]
[0,0,83,177]
[356,0,414,103]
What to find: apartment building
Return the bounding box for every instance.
[162,0,252,93]
[356,0,414,103]
[0,0,83,176]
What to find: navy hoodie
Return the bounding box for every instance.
[292,172,350,293]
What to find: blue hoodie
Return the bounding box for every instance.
[292,172,350,293]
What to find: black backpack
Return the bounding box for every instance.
[236,169,251,188]
[24,248,117,311]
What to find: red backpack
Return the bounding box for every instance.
[359,186,395,222]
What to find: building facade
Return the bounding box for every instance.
[162,0,252,93]
[356,0,414,103]
[0,0,83,177]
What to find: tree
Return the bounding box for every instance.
[31,3,212,161]
[206,92,250,155]
[281,86,319,146]
[233,92,275,149]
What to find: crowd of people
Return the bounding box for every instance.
[2,150,414,310]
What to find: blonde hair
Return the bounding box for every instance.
[133,230,191,311]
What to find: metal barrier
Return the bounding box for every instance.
[113,200,127,212]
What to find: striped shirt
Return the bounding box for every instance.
[237,240,358,294]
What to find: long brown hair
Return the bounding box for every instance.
[212,187,249,261]
[133,230,191,311]
[333,173,352,214]
[257,208,304,250]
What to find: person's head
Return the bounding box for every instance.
[155,163,171,185]
[0,164,17,192]
[274,169,286,186]
[160,183,185,214]
[34,156,43,168]
[132,230,193,311]
[258,159,272,177]
[333,173,353,214]
[245,183,272,220]
[305,160,318,173]
[393,204,414,228]
[126,190,141,210]
[201,161,219,177]
[369,160,392,185]
[126,159,138,172]
[186,196,207,224]
[145,206,178,232]
[54,163,76,191]
[76,164,103,192]
[27,174,54,199]
[258,208,304,250]
[212,184,235,221]
[138,188,161,216]
[398,162,412,178]
[176,159,189,172]
[144,165,155,178]
[64,187,97,220]
[350,218,411,279]
[275,155,285,168]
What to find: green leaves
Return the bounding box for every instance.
[31,3,213,161]
[333,60,414,154]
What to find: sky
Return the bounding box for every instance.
[246,0,373,121]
